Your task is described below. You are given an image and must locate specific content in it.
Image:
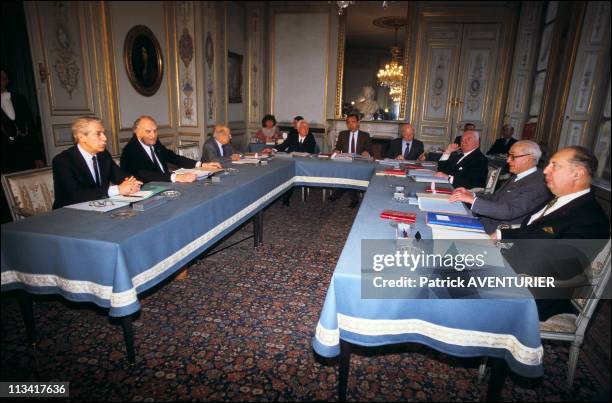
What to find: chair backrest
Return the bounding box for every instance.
[572,240,611,333]
[176,142,201,161]
[1,167,55,221]
[483,165,502,194]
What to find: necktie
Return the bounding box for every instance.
[92,155,101,187]
[219,144,224,157]
[351,132,357,153]
[150,146,164,173]
[404,142,411,159]
[540,197,558,217]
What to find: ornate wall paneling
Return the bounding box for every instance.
[217,4,227,125]
[504,2,543,138]
[247,2,265,143]
[175,1,198,128]
[203,1,217,127]
[410,3,518,152]
[106,0,174,149]
[227,2,248,150]
[415,24,462,150]
[25,1,100,160]
[557,1,611,157]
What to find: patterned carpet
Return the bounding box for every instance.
[1,189,610,401]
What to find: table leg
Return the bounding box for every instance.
[253,215,259,247]
[120,316,136,364]
[257,211,264,246]
[485,357,508,402]
[16,290,38,346]
[339,339,351,402]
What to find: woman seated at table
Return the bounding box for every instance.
[255,114,282,143]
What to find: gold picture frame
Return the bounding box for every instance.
[124,25,164,97]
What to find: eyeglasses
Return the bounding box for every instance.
[89,199,114,208]
[507,153,531,161]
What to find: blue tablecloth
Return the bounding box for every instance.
[312,168,544,378]
[1,158,543,377]
[2,160,294,316]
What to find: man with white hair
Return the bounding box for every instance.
[435,130,488,189]
[449,140,552,233]
[201,124,240,163]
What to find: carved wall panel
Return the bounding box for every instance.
[176,1,198,127]
[36,1,94,115]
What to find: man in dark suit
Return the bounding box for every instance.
[487,124,517,155]
[387,123,425,160]
[329,113,373,208]
[201,124,240,163]
[449,140,552,233]
[272,120,316,154]
[52,117,142,209]
[496,146,610,320]
[121,115,220,183]
[435,130,488,189]
[264,120,317,206]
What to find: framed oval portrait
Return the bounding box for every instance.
[124,25,164,96]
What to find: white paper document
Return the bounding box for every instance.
[174,168,221,179]
[418,197,468,215]
[64,200,129,212]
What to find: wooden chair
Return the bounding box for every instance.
[470,165,501,195]
[1,167,54,221]
[479,240,611,387]
[176,142,201,161]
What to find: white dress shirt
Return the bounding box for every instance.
[1,91,16,120]
[527,188,591,225]
[215,139,225,157]
[402,140,412,157]
[77,144,119,197]
[348,131,359,153]
[439,149,476,184]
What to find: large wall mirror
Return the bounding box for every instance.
[335,3,410,121]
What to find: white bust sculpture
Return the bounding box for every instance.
[355,86,379,121]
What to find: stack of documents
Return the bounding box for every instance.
[426,212,485,232]
[232,158,260,164]
[174,167,223,180]
[375,169,407,177]
[331,153,353,162]
[417,194,468,215]
[64,200,129,212]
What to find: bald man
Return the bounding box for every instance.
[435,130,488,189]
[387,124,424,160]
[120,115,220,183]
[201,125,240,163]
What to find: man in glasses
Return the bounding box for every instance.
[449,140,551,234]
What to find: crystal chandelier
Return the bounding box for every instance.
[388,83,402,103]
[377,45,403,88]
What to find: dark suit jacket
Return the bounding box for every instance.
[52,146,128,209]
[387,138,424,160]
[275,132,316,153]
[471,169,552,233]
[120,135,196,183]
[500,191,610,302]
[501,191,610,240]
[487,137,517,155]
[200,137,234,162]
[335,130,372,155]
[437,148,488,189]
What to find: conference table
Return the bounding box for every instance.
[1,155,542,399]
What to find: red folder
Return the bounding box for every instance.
[423,186,453,194]
[383,169,407,176]
[380,210,417,223]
